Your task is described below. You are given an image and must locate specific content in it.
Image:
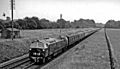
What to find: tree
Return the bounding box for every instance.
[0,20,5,29]
[31,16,42,29]
[105,20,120,28]
[39,18,50,29]
[24,17,37,29]
[16,19,27,29]
[57,19,67,28]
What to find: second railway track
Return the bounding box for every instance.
[0,57,30,69]
[104,28,117,69]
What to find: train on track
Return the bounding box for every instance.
[29,28,100,63]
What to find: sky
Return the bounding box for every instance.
[0,0,120,23]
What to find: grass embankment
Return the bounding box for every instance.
[107,29,120,68]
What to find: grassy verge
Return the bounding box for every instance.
[107,29,120,68]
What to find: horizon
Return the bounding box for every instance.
[0,0,120,24]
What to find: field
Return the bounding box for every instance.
[107,29,120,68]
[42,29,111,69]
[0,28,86,63]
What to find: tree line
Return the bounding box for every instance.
[105,20,120,28]
[0,16,96,30]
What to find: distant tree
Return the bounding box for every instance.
[0,16,99,29]
[39,18,50,29]
[14,20,22,29]
[31,16,43,29]
[48,22,59,29]
[6,16,10,21]
[24,17,37,29]
[16,19,27,29]
[76,26,80,28]
[57,19,67,28]
[4,21,11,28]
[0,20,5,29]
[71,18,96,28]
[105,20,120,28]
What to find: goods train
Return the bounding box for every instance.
[29,28,100,63]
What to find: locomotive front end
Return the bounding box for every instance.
[29,40,48,63]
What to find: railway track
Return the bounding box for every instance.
[104,28,117,69]
[15,61,35,69]
[0,56,30,69]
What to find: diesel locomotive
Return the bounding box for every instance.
[29,28,100,63]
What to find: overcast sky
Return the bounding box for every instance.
[0,0,120,23]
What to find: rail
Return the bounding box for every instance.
[104,28,116,69]
[0,54,29,69]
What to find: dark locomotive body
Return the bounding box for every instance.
[29,28,100,63]
[29,37,68,63]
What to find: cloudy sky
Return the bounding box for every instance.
[0,0,120,23]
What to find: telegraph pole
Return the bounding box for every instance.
[11,0,15,40]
